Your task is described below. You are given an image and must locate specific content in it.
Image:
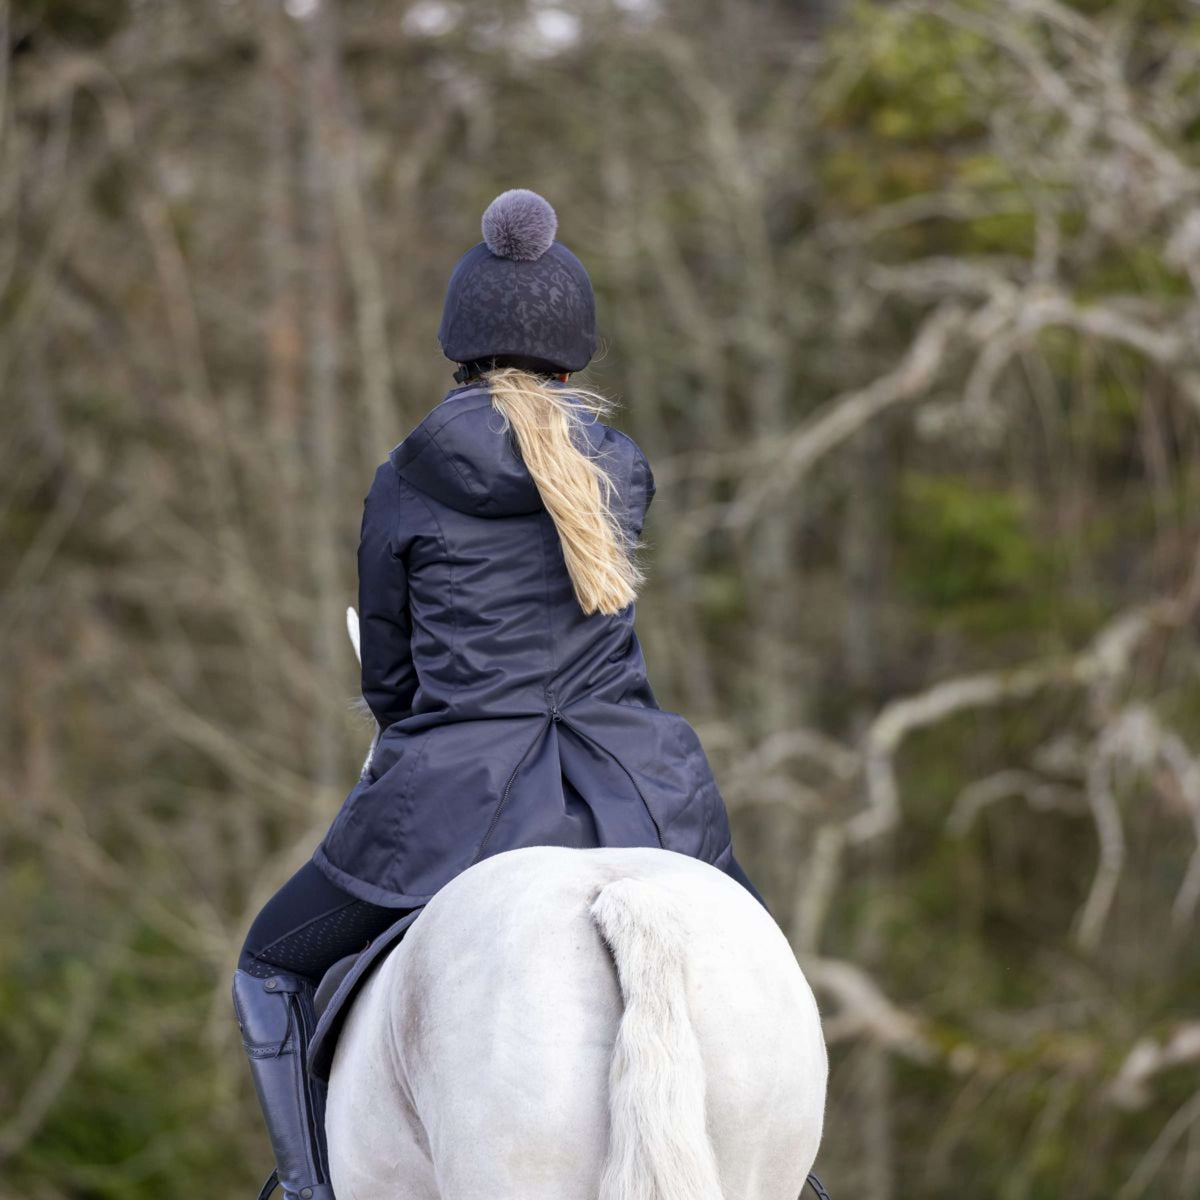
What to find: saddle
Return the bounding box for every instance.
[307,908,422,1082]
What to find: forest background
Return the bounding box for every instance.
[4,0,1200,1196]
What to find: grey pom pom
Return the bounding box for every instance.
[481,189,558,261]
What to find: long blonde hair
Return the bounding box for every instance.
[486,367,643,616]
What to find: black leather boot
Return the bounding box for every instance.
[233,969,336,1200]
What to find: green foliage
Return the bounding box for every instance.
[896,473,1046,622]
[1078,244,1193,300]
[816,1,1007,239]
[829,5,994,142]
[957,207,1037,257]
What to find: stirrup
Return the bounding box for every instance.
[805,1172,831,1199]
[255,1165,331,1200]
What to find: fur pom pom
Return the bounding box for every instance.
[481,189,558,261]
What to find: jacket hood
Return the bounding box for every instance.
[391,383,607,518]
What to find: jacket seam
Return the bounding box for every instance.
[539,513,560,698]
[627,450,647,535]
[392,472,461,715]
[394,729,433,855]
[383,469,418,724]
[360,465,418,729]
[422,424,478,505]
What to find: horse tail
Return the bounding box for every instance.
[590,878,724,1200]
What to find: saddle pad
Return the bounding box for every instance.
[307,907,422,1082]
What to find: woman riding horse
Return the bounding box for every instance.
[232,188,764,1200]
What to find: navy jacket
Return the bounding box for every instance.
[314,382,734,906]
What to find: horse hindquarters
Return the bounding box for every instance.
[325,847,826,1200]
[590,879,724,1200]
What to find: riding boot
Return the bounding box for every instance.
[232,969,337,1200]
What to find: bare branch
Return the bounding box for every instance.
[1109,1023,1200,1110]
[948,769,1083,836]
[801,956,935,1061]
[725,302,968,528]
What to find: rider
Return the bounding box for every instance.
[232,188,764,1200]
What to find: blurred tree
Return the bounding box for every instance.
[4,0,1200,1196]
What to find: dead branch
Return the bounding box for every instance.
[725,302,969,528]
[1109,1023,1200,1111]
[948,769,1083,836]
[801,956,935,1061]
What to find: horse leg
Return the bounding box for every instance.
[423,874,625,1200]
[328,871,620,1200]
[325,957,440,1200]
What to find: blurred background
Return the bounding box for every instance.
[4,0,1200,1195]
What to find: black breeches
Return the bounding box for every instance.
[238,861,405,984]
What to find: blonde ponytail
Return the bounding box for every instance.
[486,367,644,616]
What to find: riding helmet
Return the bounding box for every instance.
[438,188,597,376]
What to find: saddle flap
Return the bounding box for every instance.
[314,954,358,1022]
[307,908,421,1083]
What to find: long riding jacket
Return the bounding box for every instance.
[314,381,735,907]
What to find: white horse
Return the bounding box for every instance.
[324,844,827,1200]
